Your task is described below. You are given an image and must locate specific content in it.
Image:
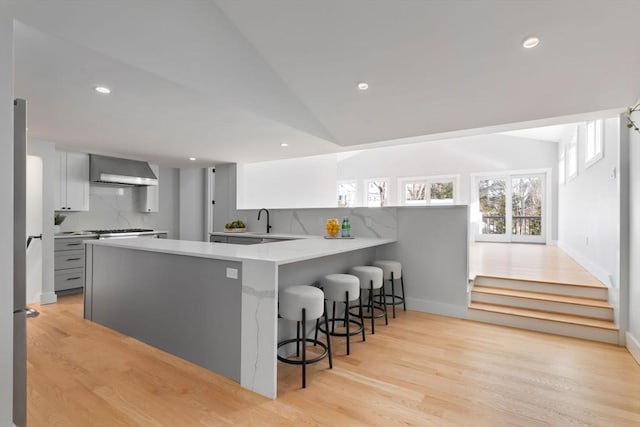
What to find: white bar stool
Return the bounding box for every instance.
[349,266,387,334]
[278,285,333,388]
[317,274,365,355]
[373,260,406,318]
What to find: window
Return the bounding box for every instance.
[430,181,455,205]
[337,181,357,207]
[365,178,389,207]
[585,119,604,167]
[566,127,578,181]
[404,182,427,205]
[399,175,458,206]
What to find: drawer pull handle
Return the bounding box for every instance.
[66,257,81,261]
[66,243,82,246]
[66,277,81,281]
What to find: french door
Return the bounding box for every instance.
[475,172,546,243]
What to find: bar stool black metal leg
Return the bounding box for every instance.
[302,308,307,388]
[314,318,319,345]
[323,300,333,368]
[345,290,350,355]
[381,287,388,325]
[390,272,397,319]
[369,281,376,334]
[296,321,301,357]
[401,274,407,311]
[359,290,366,342]
[332,301,336,334]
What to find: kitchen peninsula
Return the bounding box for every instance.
[83,235,395,399]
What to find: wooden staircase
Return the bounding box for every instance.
[468,275,619,344]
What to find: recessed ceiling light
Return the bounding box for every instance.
[522,36,540,49]
[94,86,111,94]
[280,143,289,147]
[189,157,196,161]
[357,82,369,91]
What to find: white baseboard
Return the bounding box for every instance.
[626,332,640,366]
[548,240,558,246]
[406,297,467,319]
[39,291,57,305]
[556,242,612,286]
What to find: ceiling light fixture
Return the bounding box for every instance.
[189,157,196,161]
[357,82,369,91]
[280,143,289,147]
[94,86,111,94]
[522,36,540,49]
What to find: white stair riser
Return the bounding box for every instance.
[471,292,613,320]
[468,309,618,344]
[473,277,607,300]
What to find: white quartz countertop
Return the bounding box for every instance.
[85,236,395,265]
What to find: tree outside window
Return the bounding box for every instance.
[337,181,357,207]
[366,179,389,207]
[405,183,426,205]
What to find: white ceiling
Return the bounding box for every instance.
[10,0,640,166]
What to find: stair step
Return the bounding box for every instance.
[468,302,619,344]
[471,286,613,320]
[473,275,608,299]
[472,286,611,307]
[468,302,618,330]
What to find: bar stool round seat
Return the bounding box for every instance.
[317,274,365,355]
[349,266,387,334]
[278,285,332,388]
[279,285,324,321]
[372,260,406,318]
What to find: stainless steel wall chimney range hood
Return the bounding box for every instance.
[90,154,158,186]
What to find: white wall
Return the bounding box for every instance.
[236,134,558,238]
[237,154,338,209]
[26,156,42,304]
[179,168,206,241]
[28,140,57,305]
[557,118,620,313]
[628,104,640,362]
[0,8,14,425]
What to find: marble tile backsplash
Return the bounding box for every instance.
[235,207,398,239]
[57,185,179,238]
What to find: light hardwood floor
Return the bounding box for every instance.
[469,242,605,286]
[27,293,640,426]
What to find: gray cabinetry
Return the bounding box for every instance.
[210,235,228,243]
[54,236,96,293]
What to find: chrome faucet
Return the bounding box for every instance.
[257,208,272,234]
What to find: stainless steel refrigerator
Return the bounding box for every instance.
[13,98,27,427]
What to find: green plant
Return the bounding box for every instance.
[627,103,640,133]
[54,213,66,226]
[225,220,245,229]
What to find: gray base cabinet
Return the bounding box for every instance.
[54,237,96,293]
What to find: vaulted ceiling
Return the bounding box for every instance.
[10,0,640,165]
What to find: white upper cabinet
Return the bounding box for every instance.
[54,151,89,211]
[137,164,159,213]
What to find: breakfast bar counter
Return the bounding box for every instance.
[83,235,395,399]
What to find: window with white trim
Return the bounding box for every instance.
[365,178,389,207]
[337,180,357,207]
[399,175,458,206]
[585,119,604,167]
